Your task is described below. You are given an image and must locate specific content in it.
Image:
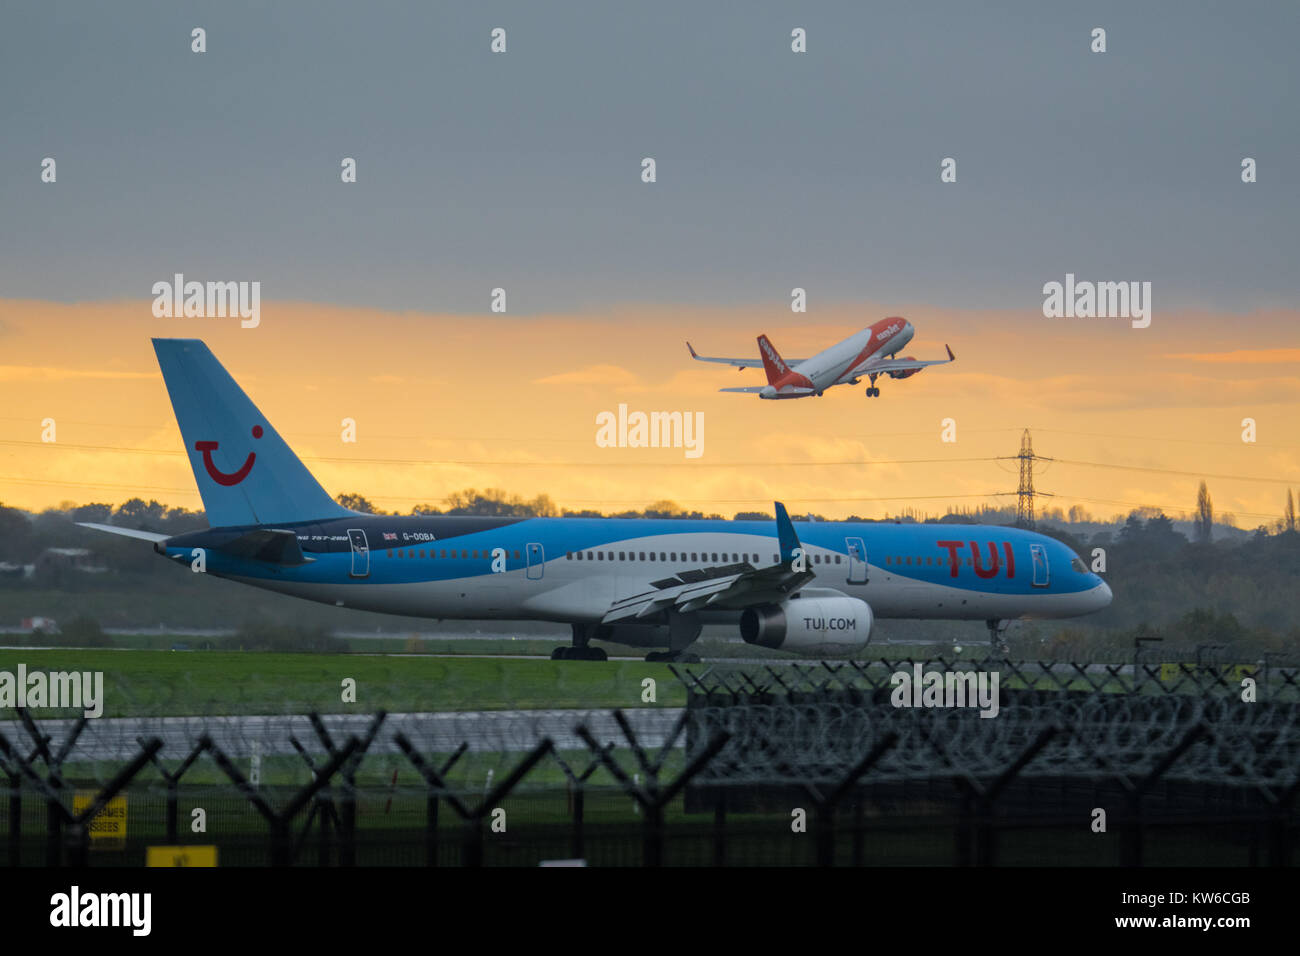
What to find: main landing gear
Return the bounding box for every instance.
[865,374,881,398]
[644,610,703,664]
[551,623,608,661]
[985,618,1010,655]
[644,650,702,664]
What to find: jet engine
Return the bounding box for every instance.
[740,596,872,656]
[887,358,921,380]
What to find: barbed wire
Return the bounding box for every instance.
[1,657,1295,793]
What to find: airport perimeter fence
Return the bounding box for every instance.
[1,655,1298,866]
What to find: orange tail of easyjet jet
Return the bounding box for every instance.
[756,335,792,386]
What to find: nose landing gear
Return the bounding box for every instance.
[986,618,1010,655]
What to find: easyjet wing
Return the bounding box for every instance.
[686,341,806,369]
[854,344,956,376]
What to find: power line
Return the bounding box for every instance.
[0,472,1005,508]
[1058,493,1282,523]
[0,416,1025,442]
[1028,426,1300,451]
[1051,457,1298,486]
[0,440,996,469]
[1,470,1284,521]
[0,475,199,495]
[7,437,1298,483]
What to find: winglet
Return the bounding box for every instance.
[946,344,955,361]
[686,341,699,359]
[774,501,802,564]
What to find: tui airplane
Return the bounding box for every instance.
[81,339,1110,661]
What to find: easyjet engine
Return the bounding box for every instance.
[887,358,921,380]
[740,596,872,656]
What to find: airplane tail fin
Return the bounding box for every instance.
[756,334,791,386]
[152,339,352,528]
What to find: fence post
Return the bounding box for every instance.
[166,777,179,844]
[550,745,609,863]
[713,789,726,867]
[394,735,552,868]
[202,730,358,867]
[426,790,440,867]
[575,712,731,868]
[1122,723,1209,867]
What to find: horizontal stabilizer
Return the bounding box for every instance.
[77,522,169,543]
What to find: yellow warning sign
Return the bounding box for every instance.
[146,845,218,867]
[72,792,127,851]
[1159,662,1258,683]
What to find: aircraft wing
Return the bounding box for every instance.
[686,342,805,369]
[718,386,767,393]
[600,502,815,624]
[853,344,956,376]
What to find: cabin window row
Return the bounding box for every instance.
[386,548,522,560]
[563,550,845,565]
[380,549,984,568]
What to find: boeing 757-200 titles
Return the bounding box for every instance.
[687,317,954,399]
[82,340,1108,661]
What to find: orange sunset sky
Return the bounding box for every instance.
[1,298,1298,527]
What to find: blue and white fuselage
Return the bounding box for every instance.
[156,513,1110,657]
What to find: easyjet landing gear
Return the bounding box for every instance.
[986,618,1010,656]
[551,623,608,661]
[865,374,881,398]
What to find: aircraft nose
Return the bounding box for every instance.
[1094,579,1112,609]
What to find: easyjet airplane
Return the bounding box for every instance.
[81,340,1109,662]
[687,317,954,398]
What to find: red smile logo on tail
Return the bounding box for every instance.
[195,425,263,486]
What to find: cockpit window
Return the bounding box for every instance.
[1070,557,1088,573]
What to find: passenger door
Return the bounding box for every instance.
[845,537,868,584]
[1029,543,1049,587]
[347,529,370,578]
[526,542,544,580]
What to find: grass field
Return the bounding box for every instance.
[1,644,1278,722]
[0,649,689,717]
